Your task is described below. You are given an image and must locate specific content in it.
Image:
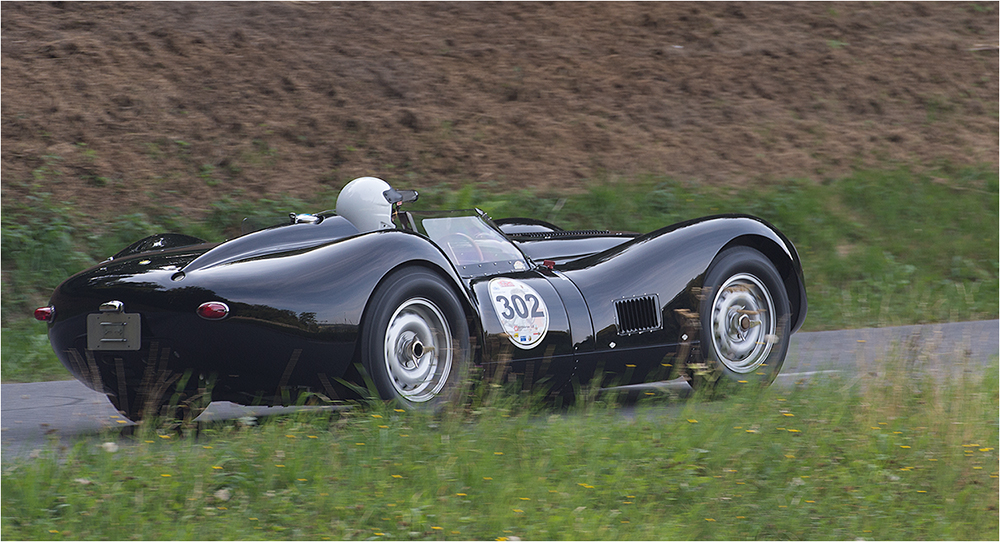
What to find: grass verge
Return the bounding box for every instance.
[2,166,997,382]
[2,350,997,540]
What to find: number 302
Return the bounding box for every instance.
[494,293,545,320]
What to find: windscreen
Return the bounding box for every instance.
[420,215,527,271]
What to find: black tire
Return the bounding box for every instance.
[360,266,472,409]
[692,246,791,389]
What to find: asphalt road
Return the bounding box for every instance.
[2,320,996,460]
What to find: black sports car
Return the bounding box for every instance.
[36,177,807,421]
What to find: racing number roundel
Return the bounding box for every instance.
[489,278,549,350]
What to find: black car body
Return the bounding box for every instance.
[39,182,806,421]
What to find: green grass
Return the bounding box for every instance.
[2,166,997,382]
[2,353,997,540]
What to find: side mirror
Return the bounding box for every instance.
[383,188,419,205]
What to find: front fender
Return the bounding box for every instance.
[560,214,806,349]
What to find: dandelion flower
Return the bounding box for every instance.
[432,526,443,530]
[687,419,698,423]
[513,509,524,513]
[161,474,171,477]
[391,474,403,479]
[483,477,493,481]
[456,493,467,497]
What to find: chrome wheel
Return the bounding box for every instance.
[383,297,453,403]
[709,273,776,374]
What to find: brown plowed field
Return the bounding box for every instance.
[2,2,997,217]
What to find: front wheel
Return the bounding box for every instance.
[693,247,791,389]
[360,267,472,409]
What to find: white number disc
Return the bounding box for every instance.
[489,278,549,350]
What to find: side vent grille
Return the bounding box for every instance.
[510,230,613,240]
[614,295,662,335]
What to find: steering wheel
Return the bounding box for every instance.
[440,232,484,264]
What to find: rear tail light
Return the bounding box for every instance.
[34,306,56,322]
[197,301,230,320]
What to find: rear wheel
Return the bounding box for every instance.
[692,247,791,389]
[361,267,472,409]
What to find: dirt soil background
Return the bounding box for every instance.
[2,2,997,218]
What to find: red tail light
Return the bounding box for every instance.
[34,306,56,322]
[197,302,230,320]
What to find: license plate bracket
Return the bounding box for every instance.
[87,312,141,351]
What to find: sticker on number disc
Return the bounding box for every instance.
[489,278,549,349]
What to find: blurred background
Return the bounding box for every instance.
[2,2,997,380]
